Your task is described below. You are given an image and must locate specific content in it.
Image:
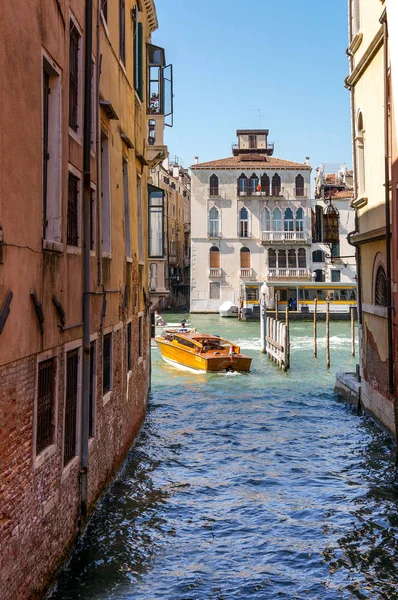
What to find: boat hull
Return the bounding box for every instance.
[155,339,251,372]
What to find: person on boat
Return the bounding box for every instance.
[178,320,188,332]
[154,311,165,326]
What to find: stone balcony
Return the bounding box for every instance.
[261,231,311,245]
[267,268,312,280]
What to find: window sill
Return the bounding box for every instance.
[138,356,143,365]
[126,256,133,263]
[67,245,82,255]
[61,455,79,483]
[351,196,368,209]
[35,443,57,470]
[69,127,82,145]
[43,240,64,253]
[349,31,363,55]
[102,251,112,259]
[362,303,388,318]
[103,390,112,406]
[138,260,145,266]
[90,249,96,257]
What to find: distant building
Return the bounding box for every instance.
[149,157,191,310]
[190,129,312,313]
[346,0,397,437]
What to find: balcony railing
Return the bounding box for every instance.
[237,188,283,198]
[268,268,312,280]
[209,268,221,278]
[261,231,309,243]
[240,268,252,278]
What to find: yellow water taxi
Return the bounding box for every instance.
[155,331,252,372]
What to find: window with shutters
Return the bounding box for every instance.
[127,322,132,372]
[69,20,81,133]
[123,158,131,258]
[89,341,96,438]
[272,173,281,196]
[64,348,79,466]
[137,176,143,261]
[312,205,323,242]
[36,358,56,454]
[261,173,270,195]
[42,55,62,244]
[149,186,164,258]
[240,248,250,268]
[67,171,80,246]
[209,246,220,268]
[134,11,143,100]
[103,333,112,395]
[101,130,111,254]
[295,174,305,196]
[249,134,257,149]
[119,0,126,64]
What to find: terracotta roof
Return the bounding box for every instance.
[330,189,354,199]
[191,154,311,170]
[325,174,336,184]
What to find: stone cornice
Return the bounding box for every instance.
[346,26,384,88]
[143,0,158,33]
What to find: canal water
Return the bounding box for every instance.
[50,315,398,599]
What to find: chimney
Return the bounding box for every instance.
[194,156,199,164]
[305,156,310,166]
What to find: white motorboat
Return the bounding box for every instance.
[154,322,192,337]
[219,301,239,318]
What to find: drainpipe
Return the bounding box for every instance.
[80,0,93,520]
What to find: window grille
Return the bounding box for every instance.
[89,342,95,438]
[64,349,78,466]
[103,333,112,394]
[69,22,79,131]
[375,266,388,306]
[67,173,79,246]
[36,358,55,454]
[127,322,132,371]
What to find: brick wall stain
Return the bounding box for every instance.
[0,316,150,600]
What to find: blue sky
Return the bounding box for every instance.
[153,0,352,175]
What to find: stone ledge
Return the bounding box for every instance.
[334,372,361,405]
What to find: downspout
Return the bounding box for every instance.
[96,3,102,285]
[80,0,93,520]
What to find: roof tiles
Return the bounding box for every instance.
[191,154,311,170]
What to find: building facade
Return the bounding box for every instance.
[190,129,312,313]
[0,0,171,598]
[346,0,398,437]
[149,157,191,310]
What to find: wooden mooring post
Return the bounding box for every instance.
[266,313,290,371]
[351,306,355,357]
[313,298,317,358]
[326,301,330,369]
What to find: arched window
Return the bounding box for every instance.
[288,249,297,268]
[209,246,220,268]
[314,269,324,282]
[284,208,294,231]
[237,173,248,196]
[312,250,325,263]
[250,173,259,194]
[268,248,277,268]
[279,250,287,269]
[272,173,281,196]
[240,247,251,268]
[295,174,305,196]
[239,207,249,238]
[261,207,271,231]
[272,208,282,231]
[296,208,304,231]
[298,248,307,268]
[208,206,220,237]
[357,112,365,197]
[210,174,219,197]
[261,173,270,195]
[375,265,387,306]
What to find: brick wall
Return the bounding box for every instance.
[0,315,150,600]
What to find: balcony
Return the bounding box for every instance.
[208,187,221,198]
[261,231,310,244]
[237,189,283,199]
[240,268,253,278]
[209,268,222,278]
[267,268,312,280]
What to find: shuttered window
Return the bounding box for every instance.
[67,172,79,246]
[240,248,250,268]
[69,21,79,131]
[64,349,78,466]
[134,19,143,100]
[209,247,220,268]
